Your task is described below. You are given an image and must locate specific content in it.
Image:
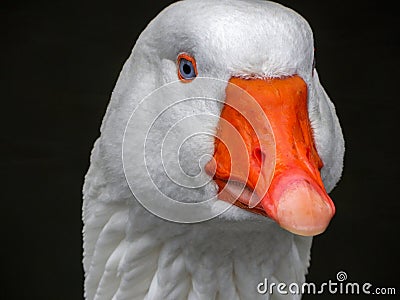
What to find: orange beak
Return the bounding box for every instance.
[205,75,335,236]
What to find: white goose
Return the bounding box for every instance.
[82,0,344,299]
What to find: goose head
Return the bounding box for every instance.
[91,0,344,239]
[109,0,345,237]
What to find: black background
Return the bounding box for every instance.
[1,0,399,299]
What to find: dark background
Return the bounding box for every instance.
[1,0,399,299]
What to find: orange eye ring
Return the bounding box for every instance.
[177,53,198,82]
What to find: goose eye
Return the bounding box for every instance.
[177,53,197,82]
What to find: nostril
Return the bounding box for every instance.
[253,147,265,166]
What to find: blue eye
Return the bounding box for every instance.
[177,53,197,82]
[180,59,195,78]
